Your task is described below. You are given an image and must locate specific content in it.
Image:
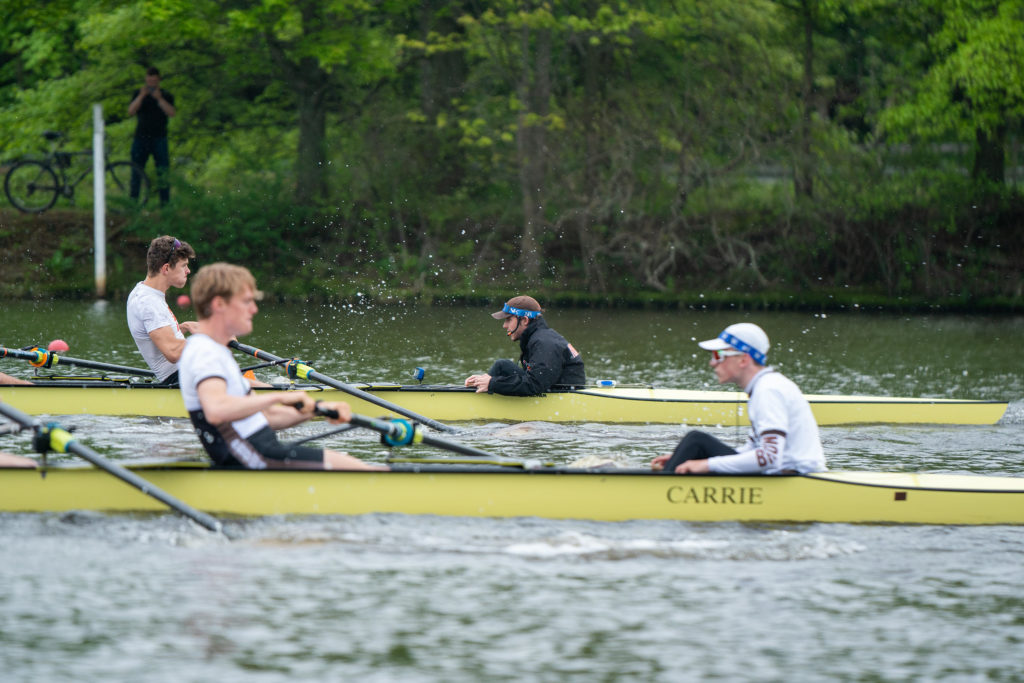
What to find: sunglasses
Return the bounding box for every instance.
[711,349,745,362]
[172,238,182,249]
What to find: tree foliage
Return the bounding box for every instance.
[1,0,1021,303]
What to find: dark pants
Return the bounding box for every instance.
[131,136,170,205]
[489,358,524,381]
[664,430,738,472]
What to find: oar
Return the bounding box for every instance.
[0,401,223,534]
[311,403,530,466]
[284,423,358,447]
[229,340,455,433]
[1,346,156,377]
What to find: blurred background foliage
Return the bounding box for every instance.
[1,0,1022,307]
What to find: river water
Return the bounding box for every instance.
[2,300,1023,681]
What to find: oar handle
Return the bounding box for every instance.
[313,403,341,420]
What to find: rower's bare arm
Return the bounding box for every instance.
[263,391,317,429]
[179,321,199,334]
[196,377,298,424]
[148,325,187,363]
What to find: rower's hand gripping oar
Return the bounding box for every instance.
[0,401,223,534]
[1,345,155,377]
[228,340,456,433]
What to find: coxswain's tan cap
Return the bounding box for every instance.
[491,295,544,319]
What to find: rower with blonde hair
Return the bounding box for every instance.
[179,263,384,471]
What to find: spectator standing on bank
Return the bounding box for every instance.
[128,66,176,206]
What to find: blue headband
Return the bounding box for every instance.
[719,331,767,365]
[504,303,540,319]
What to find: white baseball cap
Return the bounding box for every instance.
[698,323,770,365]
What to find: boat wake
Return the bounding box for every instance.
[501,529,867,562]
[997,399,1024,425]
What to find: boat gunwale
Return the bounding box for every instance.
[4,462,1023,494]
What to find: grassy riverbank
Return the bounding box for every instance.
[1,206,1021,313]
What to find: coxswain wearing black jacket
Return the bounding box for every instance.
[487,317,586,396]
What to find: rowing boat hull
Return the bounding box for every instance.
[0,383,1008,425]
[1,465,1021,524]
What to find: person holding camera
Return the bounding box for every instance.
[128,66,176,206]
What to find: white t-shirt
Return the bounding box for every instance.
[127,281,184,381]
[708,368,825,474]
[178,333,268,439]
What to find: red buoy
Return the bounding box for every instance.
[177,295,191,307]
[47,339,70,352]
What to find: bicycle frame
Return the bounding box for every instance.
[50,150,98,197]
[4,131,150,213]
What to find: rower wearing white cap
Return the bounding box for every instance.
[464,295,586,396]
[652,322,825,475]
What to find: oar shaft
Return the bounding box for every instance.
[419,432,503,460]
[0,401,221,534]
[51,355,155,376]
[1,346,155,377]
[65,441,222,533]
[229,341,455,433]
[285,423,357,447]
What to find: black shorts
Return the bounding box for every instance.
[247,427,324,465]
[188,409,325,469]
[156,371,179,386]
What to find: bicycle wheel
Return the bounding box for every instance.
[104,161,149,212]
[4,160,59,213]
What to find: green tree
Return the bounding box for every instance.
[881,0,1024,185]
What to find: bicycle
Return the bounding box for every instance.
[3,131,150,213]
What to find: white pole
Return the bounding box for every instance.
[93,103,106,298]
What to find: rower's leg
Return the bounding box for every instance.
[664,431,737,472]
[488,358,525,380]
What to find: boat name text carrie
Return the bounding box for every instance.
[666,485,764,505]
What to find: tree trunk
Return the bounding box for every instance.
[578,36,607,293]
[515,24,550,282]
[794,0,815,199]
[295,66,328,205]
[266,0,331,206]
[972,124,1006,185]
[418,1,467,195]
